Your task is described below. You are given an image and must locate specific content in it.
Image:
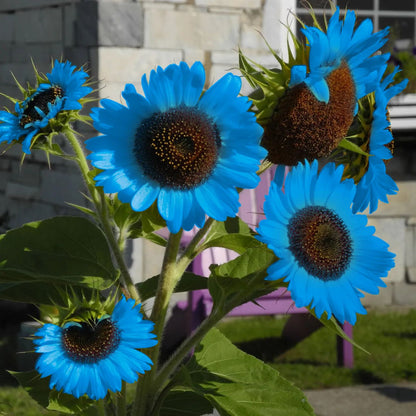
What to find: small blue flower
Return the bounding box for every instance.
[257,160,395,325]
[0,60,92,154]
[87,61,265,233]
[33,296,157,400]
[290,7,389,105]
[352,66,408,213]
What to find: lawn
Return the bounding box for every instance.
[0,308,415,415]
[217,307,416,390]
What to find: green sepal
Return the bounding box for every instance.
[10,370,99,415]
[136,272,208,301]
[175,328,315,416]
[310,310,369,355]
[337,138,371,157]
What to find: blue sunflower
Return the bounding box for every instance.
[0,60,92,154]
[257,160,395,325]
[33,296,157,400]
[86,61,265,233]
[352,66,408,213]
[290,7,389,105]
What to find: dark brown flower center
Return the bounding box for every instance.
[262,64,356,165]
[62,319,120,363]
[134,107,221,189]
[288,206,352,281]
[19,86,63,127]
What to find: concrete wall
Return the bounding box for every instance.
[0,0,414,308]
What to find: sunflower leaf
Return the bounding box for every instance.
[0,217,117,294]
[159,389,213,416]
[208,247,279,313]
[178,328,315,416]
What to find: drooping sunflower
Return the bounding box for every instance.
[240,7,389,166]
[86,61,265,233]
[0,60,92,154]
[349,66,408,213]
[33,296,157,400]
[257,160,395,325]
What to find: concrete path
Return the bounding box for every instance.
[305,382,416,416]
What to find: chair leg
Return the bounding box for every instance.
[337,322,354,368]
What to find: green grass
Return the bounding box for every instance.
[0,308,415,415]
[216,308,416,390]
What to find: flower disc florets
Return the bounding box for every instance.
[134,106,221,189]
[0,60,92,154]
[288,206,352,281]
[87,61,266,233]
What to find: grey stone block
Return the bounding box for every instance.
[0,12,15,43]
[75,1,144,47]
[144,8,239,50]
[0,171,11,193]
[40,168,86,207]
[392,281,416,306]
[15,7,62,44]
[0,43,12,63]
[367,181,416,217]
[362,282,393,307]
[364,217,406,283]
[11,162,41,187]
[7,199,55,229]
[6,181,39,200]
[63,46,90,68]
[11,43,63,65]
[407,266,416,283]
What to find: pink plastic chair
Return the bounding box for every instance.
[176,167,354,367]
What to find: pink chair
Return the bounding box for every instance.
[176,167,354,367]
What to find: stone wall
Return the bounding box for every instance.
[0,0,415,308]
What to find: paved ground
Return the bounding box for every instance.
[305,382,416,416]
[205,382,416,415]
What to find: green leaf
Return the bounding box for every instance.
[181,328,315,416]
[136,272,208,301]
[338,138,370,156]
[0,217,117,290]
[160,389,213,416]
[48,390,99,415]
[10,370,98,415]
[201,217,261,254]
[10,370,50,409]
[208,247,279,313]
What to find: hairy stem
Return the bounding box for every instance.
[64,128,140,301]
[133,230,184,416]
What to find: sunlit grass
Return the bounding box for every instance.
[217,308,416,390]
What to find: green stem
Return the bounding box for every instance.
[150,308,223,403]
[64,128,140,301]
[178,217,215,267]
[116,381,127,416]
[133,230,184,416]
